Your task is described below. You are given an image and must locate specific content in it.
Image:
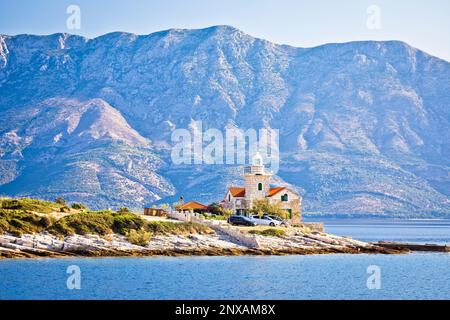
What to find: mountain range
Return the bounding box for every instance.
[0,25,449,217]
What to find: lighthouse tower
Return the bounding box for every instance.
[244,153,272,206]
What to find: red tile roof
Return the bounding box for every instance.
[267,187,286,197]
[178,201,208,210]
[228,187,246,198]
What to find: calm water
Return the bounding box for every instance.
[318,218,450,244]
[1,219,449,300]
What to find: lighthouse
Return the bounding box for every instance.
[243,152,272,207]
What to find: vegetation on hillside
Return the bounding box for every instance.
[0,198,64,214]
[0,209,53,236]
[0,197,213,244]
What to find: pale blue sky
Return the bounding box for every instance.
[0,0,449,61]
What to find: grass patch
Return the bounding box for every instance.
[71,203,88,210]
[50,211,115,236]
[49,210,145,236]
[112,212,145,235]
[0,209,53,236]
[0,198,62,214]
[249,228,286,238]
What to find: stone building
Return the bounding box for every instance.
[222,153,302,223]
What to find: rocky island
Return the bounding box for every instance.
[0,198,407,259]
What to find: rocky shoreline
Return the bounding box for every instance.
[0,229,406,259]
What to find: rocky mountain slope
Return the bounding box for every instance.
[0,26,449,217]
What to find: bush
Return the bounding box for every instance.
[39,216,52,228]
[60,206,71,213]
[202,213,227,221]
[0,209,49,235]
[249,228,286,238]
[126,229,151,246]
[112,213,144,235]
[117,207,130,214]
[0,218,8,234]
[55,197,67,206]
[71,203,87,210]
[50,211,115,236]
[49,211,145,236]
[250,199,289,219]
[207,203,232,217]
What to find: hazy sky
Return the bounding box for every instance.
[1,0,449,61]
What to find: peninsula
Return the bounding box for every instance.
[0,197,404,259]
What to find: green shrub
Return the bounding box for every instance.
[126,229,151,246]
[250,199,289,219]
[0,197,61,213]
[112,213,144,235]
[39,216,52,228]
[206,203,231,217]
[49,211,145,236]
[202,213,227,221]
[0,218,8,234]
[71,203,87,210]
[60,206,71,213]
[249,228,286,238]
[117,207,130,213]
[211,214,227,220]
[0,209,50,235]
[50,211,115,236]
[55,197,67,206]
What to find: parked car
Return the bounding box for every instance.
[267,215,290,227]
[250,214,282,227]
[227,215,256,226]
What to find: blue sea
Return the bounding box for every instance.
[1,219,449,300]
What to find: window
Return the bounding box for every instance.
[281,194,288,202]
[258,183,263,191]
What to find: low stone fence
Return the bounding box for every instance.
[167,211,192,222]
[167,211,260,248]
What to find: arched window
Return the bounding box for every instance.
[228,194,231,201]
[258,183,263,191]
[281,194,289,202]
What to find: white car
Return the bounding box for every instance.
[250,215,282,227]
